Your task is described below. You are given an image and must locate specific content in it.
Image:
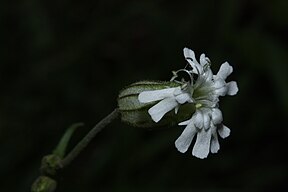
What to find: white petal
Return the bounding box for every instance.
[227,81,239,95]
[213,78,227,96]
[203,111,211,130]
[197,97,218,108]
[211,108,223,125]
[175,123,197,153]
[187,60,202,75]
[213,78,226,88]
[210,126,220,153]
[148,98,178,122]
[217,62,233,80]
[172,86,183,95]
[138,87,177,103]
[189,66,199,74]
[183,48,202,74]
[218,124,231,139]
[199,53,207,66]
[183,47,196,61]
[175,93,192,104]
[192,110,203,128]
[215,87,228,96]
[192,129,212,159]
[204,69,213,81]
[179,119,191,126]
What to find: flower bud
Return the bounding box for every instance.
[118,81,195,128]
[40,154,62,176]
[31,176,57,192]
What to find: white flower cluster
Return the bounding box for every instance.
[138,48,238,159]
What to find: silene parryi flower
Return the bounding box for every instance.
[118,48,238,159]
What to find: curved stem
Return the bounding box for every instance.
[61,108,119,168]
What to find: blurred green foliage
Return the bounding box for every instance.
[0,0,287,191]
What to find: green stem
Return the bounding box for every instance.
[61,108,119,168]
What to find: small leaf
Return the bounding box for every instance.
[53,123,84,158]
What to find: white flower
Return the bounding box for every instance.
[138,86,192,122]
[175,107,230,159]
[173,48,238,158]
[138,47,238,158]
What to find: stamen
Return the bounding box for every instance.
[170,69,193,84]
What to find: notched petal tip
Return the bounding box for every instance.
[218,125,231,138]
[217,62,233,80]
[148,110,162,123]
[192,129,211,159]
[210,139,220,154]
[210,129,220,153]
[227,81,239,95]
[183,47,195,60]
[200,53,207,65]
[192,149,209,159]
[175,124,197,153]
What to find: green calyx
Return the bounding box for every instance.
[118,81,195,128]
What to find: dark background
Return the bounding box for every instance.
[1,0,288,191]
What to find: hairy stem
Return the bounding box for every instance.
[61,108,119,168]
